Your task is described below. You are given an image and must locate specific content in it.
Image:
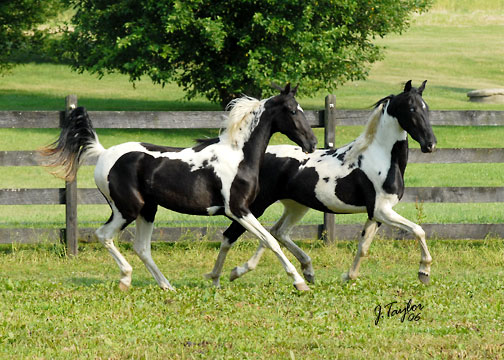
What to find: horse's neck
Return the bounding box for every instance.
[373,112,408,152]
[239,117,272,173]
[372,112,409,179]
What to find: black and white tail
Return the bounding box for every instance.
[39,107,105,181]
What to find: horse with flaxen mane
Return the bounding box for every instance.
[205,80,437,287]
[41,84,318,291]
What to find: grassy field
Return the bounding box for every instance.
[1,239,503,359]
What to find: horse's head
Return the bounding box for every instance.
[266,83,318,153]
[386,80,437,153]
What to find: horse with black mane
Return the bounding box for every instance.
[205,80,437,287]
[41,84,318,291]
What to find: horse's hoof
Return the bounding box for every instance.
[294,282,310,291]
[204,272,215,280]
[229,267,240,282]
[304,273,315,284]
[118,281,130,292]
[341,272,351,282]
[418,272,430,284]
[160,284,176,291]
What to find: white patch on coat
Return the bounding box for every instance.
[264,109,408,215]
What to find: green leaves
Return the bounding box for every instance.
[61,0,432,107]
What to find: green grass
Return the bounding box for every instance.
[1,239,503,359]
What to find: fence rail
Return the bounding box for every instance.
[1,97,504,255]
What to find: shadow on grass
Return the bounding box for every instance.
[432,85,474,95]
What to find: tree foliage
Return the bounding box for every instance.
[63,0,432,107]
[0,0,64,73]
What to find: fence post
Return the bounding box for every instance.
[323,94,337,243]
[64,95,78,256]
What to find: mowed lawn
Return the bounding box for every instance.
[1,239,503,359]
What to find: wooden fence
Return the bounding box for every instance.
[1,95,504,256]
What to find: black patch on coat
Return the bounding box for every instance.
[140,143,182,153]
[301,158,309,166]
[285,166,332,213]
[357,155,363,168]
[320,149,337,157]
[382,140,408,199]
[335,169,376,219]
[337,152,346,162]
[107,152,224,224]
[193,137,220,152]
[323,177,329,183]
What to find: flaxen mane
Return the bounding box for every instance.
[345,97,391,160]
[221,96,266,147]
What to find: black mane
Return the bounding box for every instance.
[373,95,394,109]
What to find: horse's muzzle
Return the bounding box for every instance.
[421,142,437,153]
[304,139,318,154]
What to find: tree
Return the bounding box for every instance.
[0,0,64,73]
[63,0,432,107]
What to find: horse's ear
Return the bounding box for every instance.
[418,80,427,95]
[404,80,412,92]
[282,83,291,95]
[291,83,299,96]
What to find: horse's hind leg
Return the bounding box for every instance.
[205,234,235,288]
[95,204,133,291]
[133,215,175,291]
[374,206,432,284]
[342,219,380,282]
[270,200,312,282]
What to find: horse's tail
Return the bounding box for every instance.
[39,107,105,182]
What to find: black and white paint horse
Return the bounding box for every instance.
[41,84,318,291]
[205,80,437,287]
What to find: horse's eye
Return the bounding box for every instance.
[291,110,297,115]
[410,108,415,112]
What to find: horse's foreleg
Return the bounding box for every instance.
[374,206,432,284]
[133,216,175,291]
[343,219,380,282]
[233,213,310,290]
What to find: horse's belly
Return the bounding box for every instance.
[147,158,225,215]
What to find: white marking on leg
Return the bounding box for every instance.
[230,201,311,283]
[230,244,266,281]
[344,219,379,281]
[374,204,432,282]
[133,216,175,291]
[95,206,132,289]
[205,237,232,287]
[271,200,313,282]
